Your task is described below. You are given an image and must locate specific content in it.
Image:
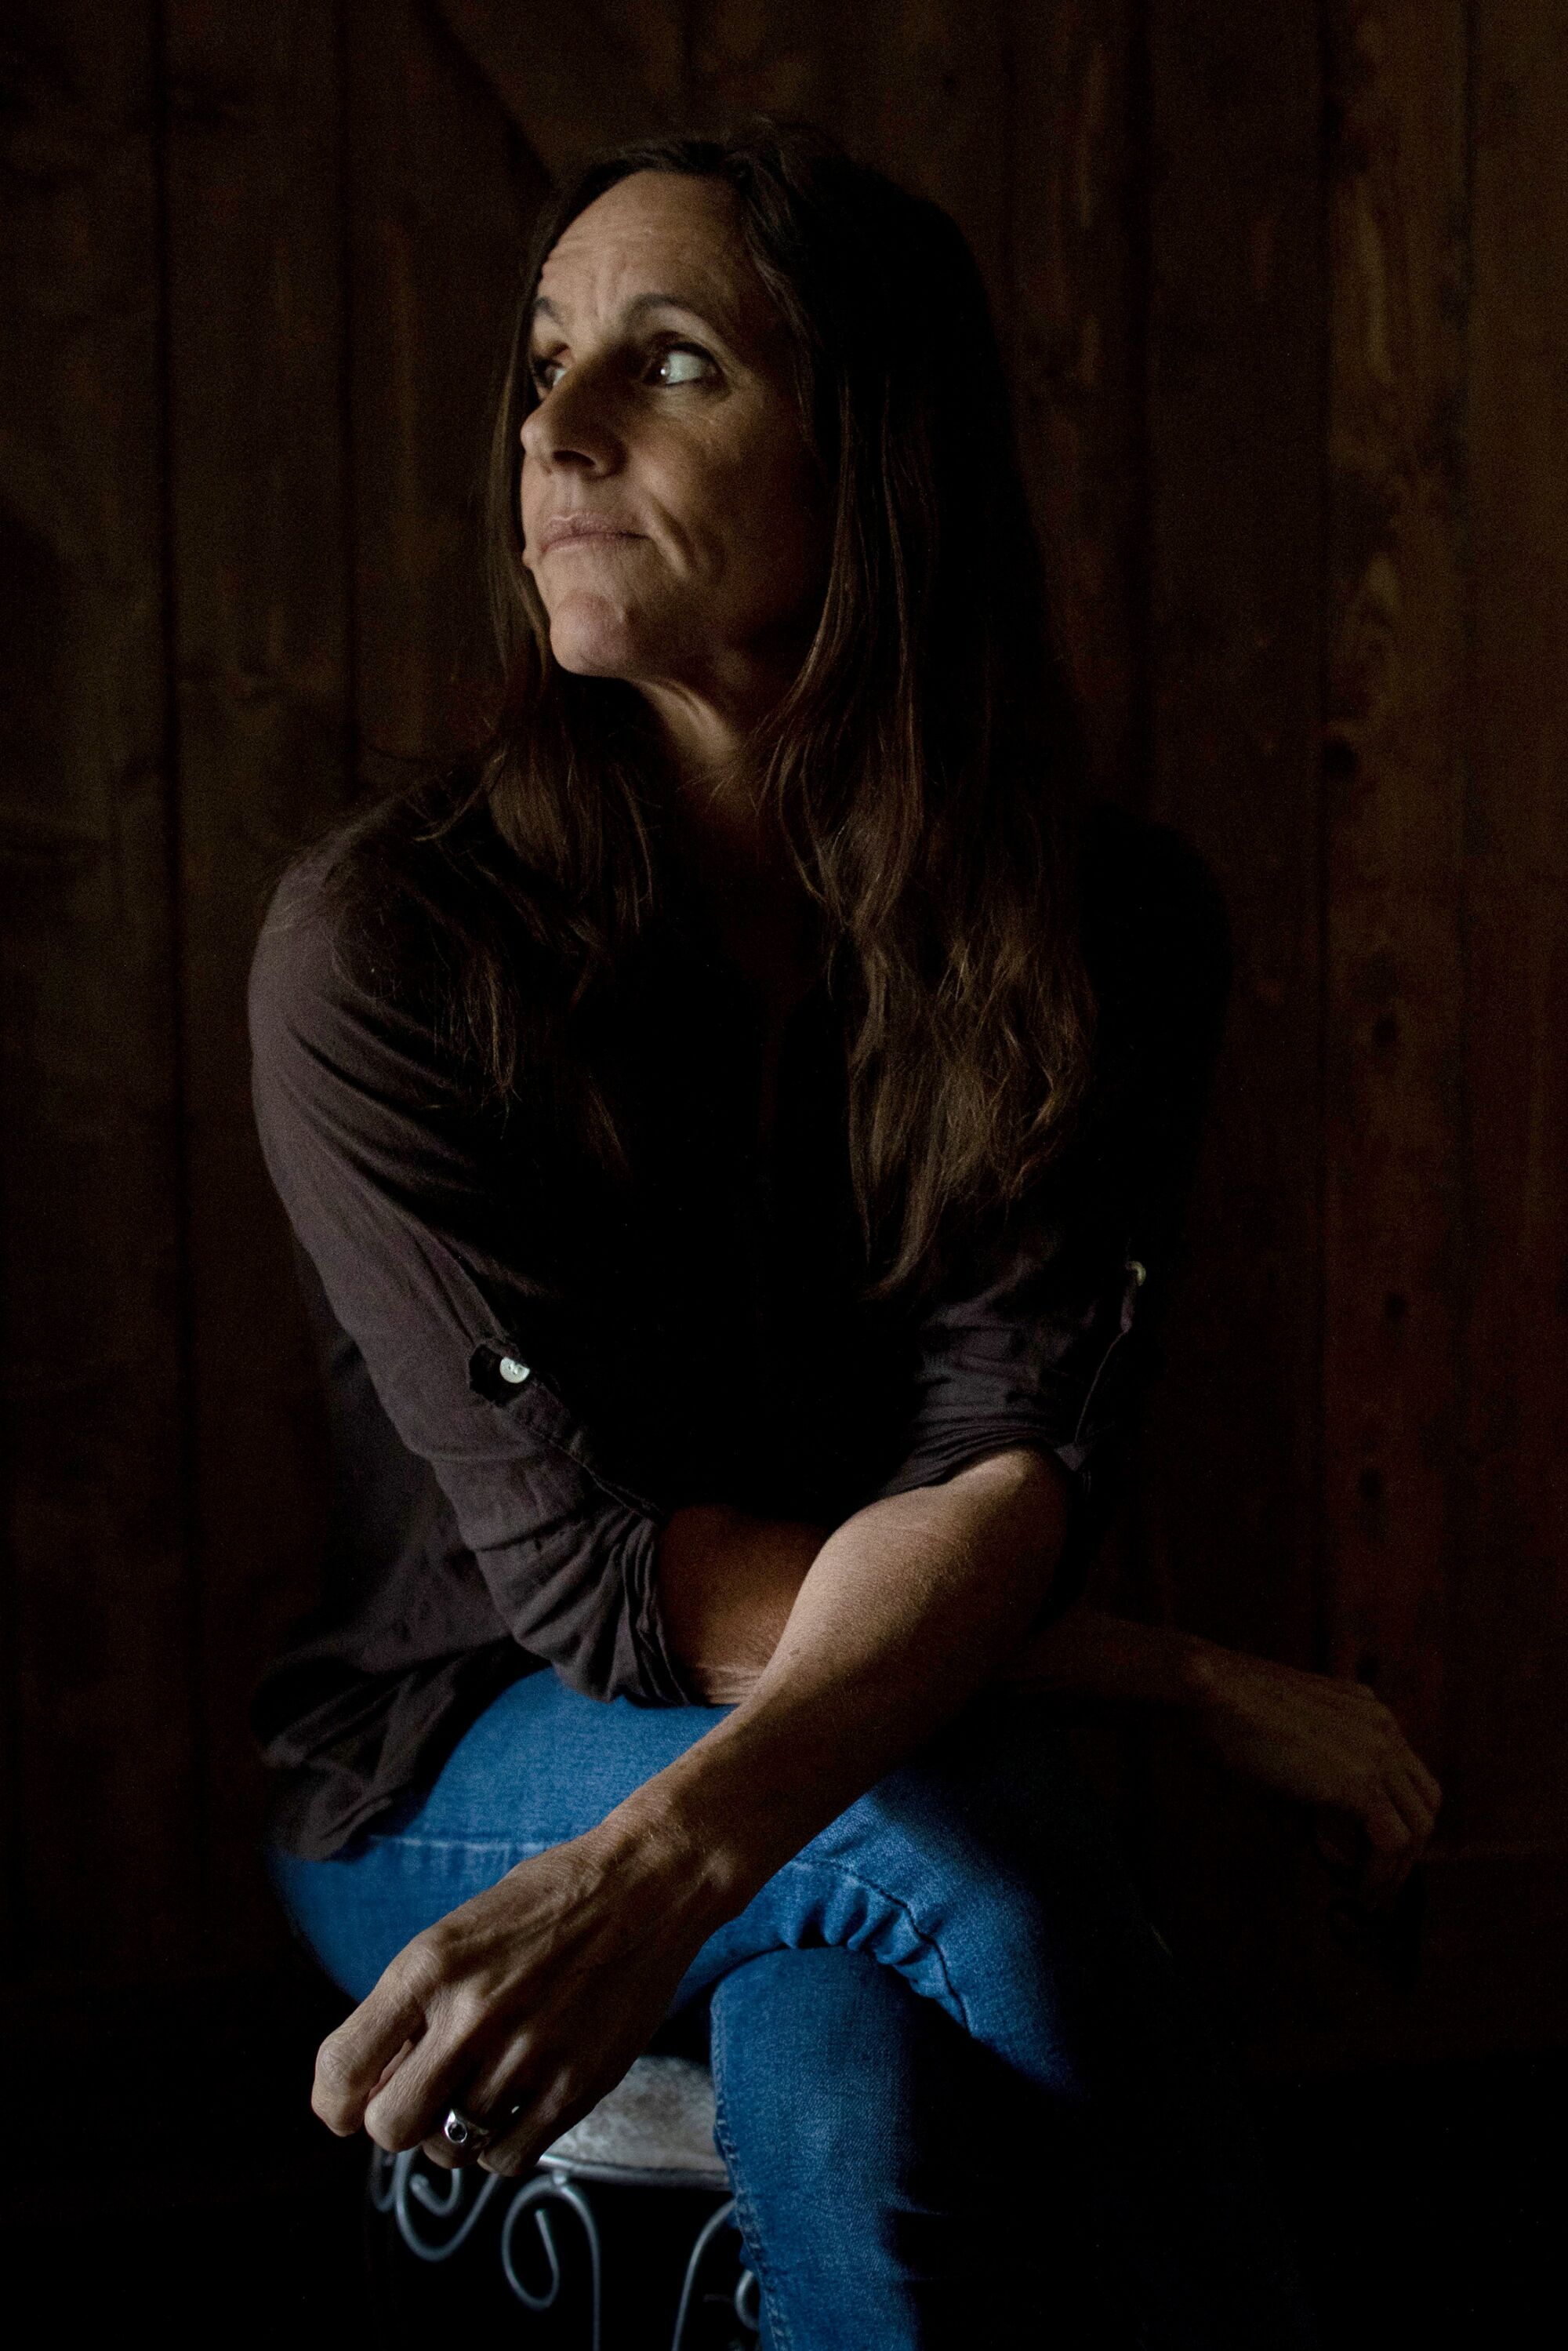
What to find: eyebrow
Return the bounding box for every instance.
[528,289,733,343]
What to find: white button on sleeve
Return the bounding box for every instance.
[499,1356,532,1386]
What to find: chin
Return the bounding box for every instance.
[550,592,648,677]
[546,598,666,681]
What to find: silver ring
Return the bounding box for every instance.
[442,2102,492,2151]
[443,2095,524,2152]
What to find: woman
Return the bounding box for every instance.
[250,123,1438,2345]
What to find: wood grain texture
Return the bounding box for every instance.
[345,0,550,766]
[1007,0,1142,802]
[0,2,194,1976]
[1132,0,1330,2056]
[1456,0,1568,1853]
[437,0,675,177]
[685,0,1011,304]
[1140,1,1326,1664]
[1322,0,1468,1768]
[2,0,1566,2074]
[161,0,352,1958]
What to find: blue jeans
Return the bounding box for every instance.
[270,1672,1319,2348]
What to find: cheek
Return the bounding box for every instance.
[677,438,826,616]
[757,467,827,585]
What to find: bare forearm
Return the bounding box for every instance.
[624,1448,1070,1907]
[659,1502,1208,1717]
[1003,1603,1210,1710]
[320,1494,1440,2174]
[654,1512,1432,1891]
[656,1503,832,1704]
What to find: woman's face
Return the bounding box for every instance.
[518,172,828,712]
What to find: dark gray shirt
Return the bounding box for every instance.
[246,798,1229,1859]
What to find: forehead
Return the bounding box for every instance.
[532,171,763,343]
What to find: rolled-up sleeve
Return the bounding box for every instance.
[860,1185,1146,1614]
[247,863,694,1707]
[862,810,1232,1610]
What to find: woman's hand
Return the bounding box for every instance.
[1182,1644,1443,1906]
[310,1813,727,2177]
[311,1452,1069,2178]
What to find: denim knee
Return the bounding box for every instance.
[709,1946,1069,2348]
[779,1696,1167,2084]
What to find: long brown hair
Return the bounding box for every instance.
[339,119,1095,1303]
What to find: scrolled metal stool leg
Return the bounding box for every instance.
[669,2196,739,2350]
[392,2149,503,2264]
[500,2173,603,2348]
[361,2057,759,2343]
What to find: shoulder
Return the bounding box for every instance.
[249,779,561,1077]
[245,785,485,1100]
[247,808,396,1070]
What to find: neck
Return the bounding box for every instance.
[637,663,775,810]
[644,721,815,1019]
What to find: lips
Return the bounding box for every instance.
[536,512,643,553]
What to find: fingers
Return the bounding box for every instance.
[477,2067,583,2179]
[1363,1695,1443,1815]
[478,2124,556,2178]
[407,2071,557,2179]
[314,1973,434,2137]
[370,2037,419,2100]
[1313,1761,1439,1910]
[1389,1757,1439,1842]
[310,1891,576,2158]
[364,1996,561,2163]
[414,2075,526,2172]
[1344,1695,1443,1903]
[1356,1786,1418,1904]
[364,1995,502,2153]
[1409,1749,1443,1815]
[364,2049,461,2156]
[313,1930,464,2140]
[1363,1722,1441,1901]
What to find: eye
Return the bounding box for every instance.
[652,343,716,387]
[528,351,565,394]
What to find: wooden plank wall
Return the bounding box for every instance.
[1,2,192,1986]
[1131,0,1335,2044]
[162,0,353,1962]
[1452,0,1568,1995]
[2,0,1565,2083]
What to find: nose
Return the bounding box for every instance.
[519,365,621,475]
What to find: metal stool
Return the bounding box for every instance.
[365,2055,760,2348]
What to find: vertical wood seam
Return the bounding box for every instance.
[1127,0,1155,827]
[1311,0,1334,1674]
[1448,0,1477,1812]
[997,0,1017,378]
[336,0,362,807]
[0,958,13,1962]
[151,0,208,1911]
